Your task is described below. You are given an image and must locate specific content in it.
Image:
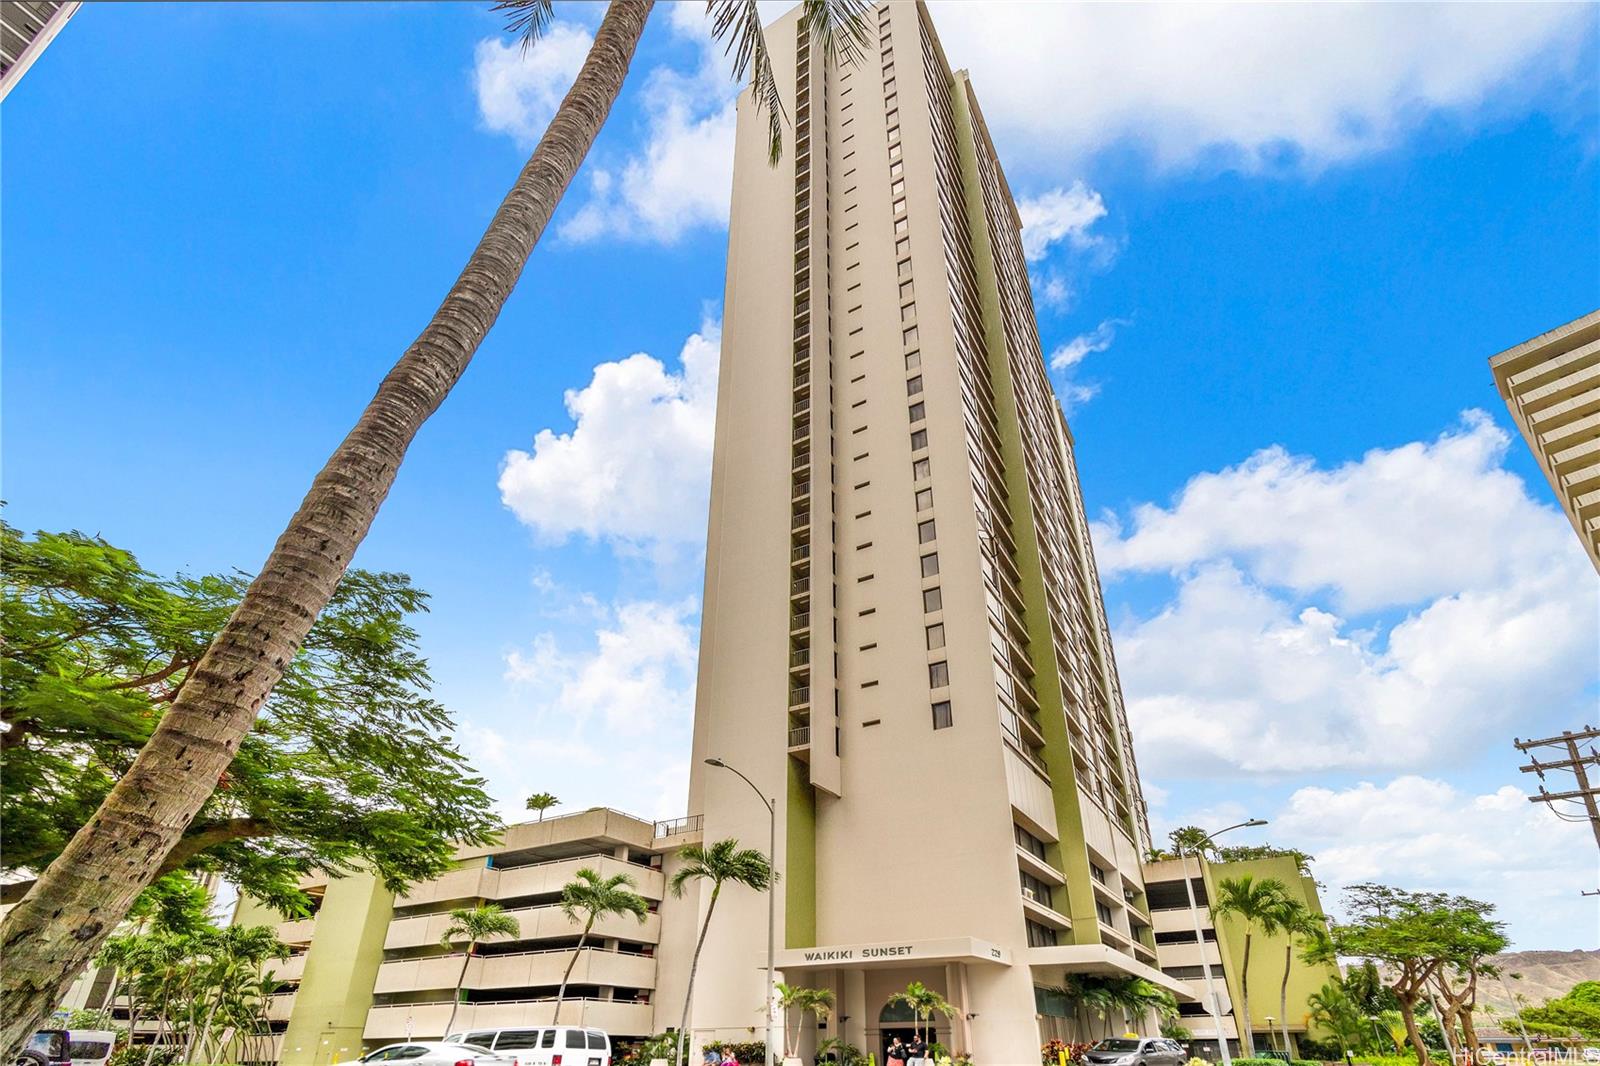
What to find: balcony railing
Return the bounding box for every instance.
[789,648,810,668]
[790,613,810,631]
[788,726,811,747]
[654,814,704,838]
[788,687,810,707]
[791,511,808,530]
[791,577,810,595]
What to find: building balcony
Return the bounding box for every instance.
[266,992,297,1022]
[365,999,657,1042]
[373,947,656,996]
[788,686,810,707]
[266,953,308,984]
[385,904,661,952]
[396,854,664,911]
[276,916,317,945]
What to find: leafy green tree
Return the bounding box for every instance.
[670,839,774,1062]
[1167,826,1217,859]
[1326,884,1508,1066]
[554,867,649,1021]
[1211,845,1316,876]
[0,523,498,915]
[439,903,521,1036]
[526,792,560,821]
[1306,981,1366,1056]
[1516,981,1600,1038]
[0,0,872,1051]
[886,981,958,1046]
[776,983,835,1058]
[1210,875,1292,1057]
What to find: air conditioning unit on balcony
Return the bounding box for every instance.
[1022,887,1037,902]
[1124,889,1137,901]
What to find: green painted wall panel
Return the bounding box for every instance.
[278,874,395,1066]
[786,757,817,949]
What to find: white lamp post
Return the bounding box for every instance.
[706,757,778,1066]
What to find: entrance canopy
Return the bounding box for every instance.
[1027,944,1199,1001]
[776,936,1011,970]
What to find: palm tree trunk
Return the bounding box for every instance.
[1280,944,1292,1055]
[444,939,475,1038]
[679,885,723,1066]
[0,3,654,1055]
[555,917,594,1025]
[1240,933,1254,1058]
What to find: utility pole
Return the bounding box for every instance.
[1515,726,1600,850]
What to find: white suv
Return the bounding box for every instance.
[445,1027,611,1066]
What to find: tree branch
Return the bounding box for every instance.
[153,817,278,878]
[105,653,193,692]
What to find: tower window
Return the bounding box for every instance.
[932,700,953,730]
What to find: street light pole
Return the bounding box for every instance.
[707,758,779,1066]
[1176,818,1267,1066]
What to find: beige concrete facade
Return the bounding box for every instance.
[663,4,1177,1064]
[234,808,703,1064]
[1489,308,1600,573]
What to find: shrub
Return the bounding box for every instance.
[702,1039,768,1064]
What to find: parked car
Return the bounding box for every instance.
[358,1042,517,1066]
[1083,1038,1188,1066]
[444,1026,612,1066]
[16,1029,114,1066]
[65,1031,116,1066]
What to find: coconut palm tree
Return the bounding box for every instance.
[0,1,872,1049]
[439,903,521,1036]
[1271,897,1324,1055]
[886,981,958,1047]
[553,867,649,1022]
[526,792,560,821]
[776,983,836,1058]
[1211,875,1291,1058]
[670,839,774,1064]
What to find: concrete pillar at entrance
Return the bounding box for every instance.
[945,963,972,1056]
[843,970,868,1057]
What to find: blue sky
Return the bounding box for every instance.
[4,2,1598,948]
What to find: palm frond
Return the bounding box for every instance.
[799,0,872,68]
[492,0,557,55]
[708,0,786,165]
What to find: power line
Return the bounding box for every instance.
[1515,726,1600,851]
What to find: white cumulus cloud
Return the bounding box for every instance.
[556,6,741,243]
[473,23,595,146]
[498,317,720,551]
[1274,776,1596,950]
[1049,318,1125,372]
[504,597,699,734]
[929,1,1594,172]
[1098,413,1599,778]
[1019,183,1111,262]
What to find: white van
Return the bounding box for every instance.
[445,1027,610,1066]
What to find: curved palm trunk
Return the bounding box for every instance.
[443,939,476,1039]
[0,2,654,1054]
[1279,944,1293,1055]
[555,916,595,1025]
[679,884,723,1066]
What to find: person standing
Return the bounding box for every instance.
[887,1036,907,1066]
[907,1034,927,1066]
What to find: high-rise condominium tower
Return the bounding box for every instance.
[658,4,1191,1063]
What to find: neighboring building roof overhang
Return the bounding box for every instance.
[1027,944,1199,1001]
[777,936,1012,970]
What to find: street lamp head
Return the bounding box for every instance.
[705,757,726,768]
[1245,818,1268,828]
